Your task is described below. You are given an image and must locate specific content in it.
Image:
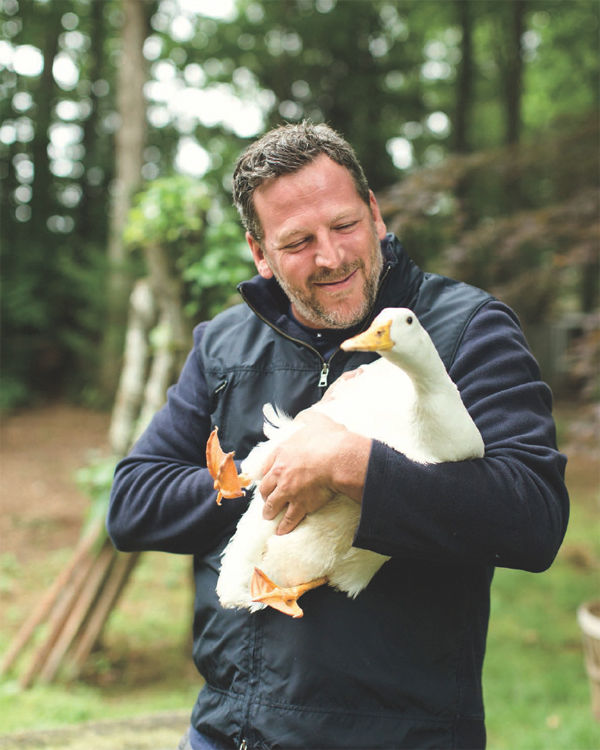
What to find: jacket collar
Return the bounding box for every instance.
[237,233,424,340]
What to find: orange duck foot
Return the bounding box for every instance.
[250,567,328,619]
[206,427,251,505]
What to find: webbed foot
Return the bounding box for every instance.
[206,427,251,505]
[250,567,328,618]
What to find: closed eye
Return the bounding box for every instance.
[282,236,311,252]
[333,220,359,232]
[281,219,359,251]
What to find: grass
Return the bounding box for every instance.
[0,552,200,733]
[484,441,600,750]
[1,409,599,747]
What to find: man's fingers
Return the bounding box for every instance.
[262,492,281,520]
[259,475,276,507]
[260,478,306,531]
[259,469,286,519]
[260,449,276,478]
[276,507,304,535]
[261,488,305,532]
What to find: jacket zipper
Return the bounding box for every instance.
[239,262,392,391]
[239,295,335,389]
[318,361,330,388]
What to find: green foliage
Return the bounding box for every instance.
[523,2,600,130]
[216,0,436,190]
[182,218,253,321]
[0,237,110,410]
[124,176,211,248]
[75,455,118,530]
[0,377,30,412]
[1,0,120,407]
[124,175,253,323]
[2,0,599,405]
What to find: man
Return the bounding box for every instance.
[107,122,569,749]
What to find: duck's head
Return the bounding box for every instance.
[341,308,422,354]
[340,307,437,378]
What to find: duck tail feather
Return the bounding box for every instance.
[262,403,292,438]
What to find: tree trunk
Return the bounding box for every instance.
[30,5,60,235]
[454,0,474,153]
[503,0,526,146]
[109,279,156,456]
[78,0,107,243]
[100,0,148,399]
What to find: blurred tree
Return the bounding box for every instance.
[377,114,599,370]
[189,0,444,190]
[497,0,527,146]
[453,0,474,153]
[99,0,151,398]
[77,0,106,240]
[0,0,598,409]
[0,0,121,406]
[123,175,253,326]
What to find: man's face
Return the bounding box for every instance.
[246,154,387,329]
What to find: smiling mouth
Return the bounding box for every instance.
[313,268,358,288]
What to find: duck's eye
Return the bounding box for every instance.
[406,316,413,325]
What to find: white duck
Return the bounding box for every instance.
[207,308,484,618]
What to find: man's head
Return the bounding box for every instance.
[233,122,387,329]
[232,121,371,243]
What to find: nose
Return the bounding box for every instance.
[313,230,343,269]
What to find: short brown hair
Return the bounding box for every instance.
[232,121,370,241]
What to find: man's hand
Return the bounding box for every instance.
[258,412,371,535]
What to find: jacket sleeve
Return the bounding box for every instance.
[354,300,569,572]
[106,323,248,555]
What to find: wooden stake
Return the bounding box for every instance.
[0,518,104,676]
[68,550,140,676]
[19,546,100,689]
[38,542,115,684]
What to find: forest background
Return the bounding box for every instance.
[0,0,599,746]
[1,0,598,411]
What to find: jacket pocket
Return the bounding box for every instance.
[209,378,228,415]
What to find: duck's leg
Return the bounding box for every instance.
[206,427,251,505]
[250,567,328,618]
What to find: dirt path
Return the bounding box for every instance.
[0,403,113,662]
[0,711,189,750]
[0,402,111,563]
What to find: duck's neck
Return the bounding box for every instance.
[387,349,457,452]
[386,349,449,398]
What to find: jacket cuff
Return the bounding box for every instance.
[353,439,405,556]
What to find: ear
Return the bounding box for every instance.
[246,232,274,279]
[368,191,387,240]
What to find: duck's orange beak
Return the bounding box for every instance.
[341,319,393,352]
[206,427,251,505]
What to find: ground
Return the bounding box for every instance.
[0,403,111,566]
[1,401,598,748]
[0,404,194,747]
[0,711,190,750]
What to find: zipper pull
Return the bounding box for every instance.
[318,362,329,388]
